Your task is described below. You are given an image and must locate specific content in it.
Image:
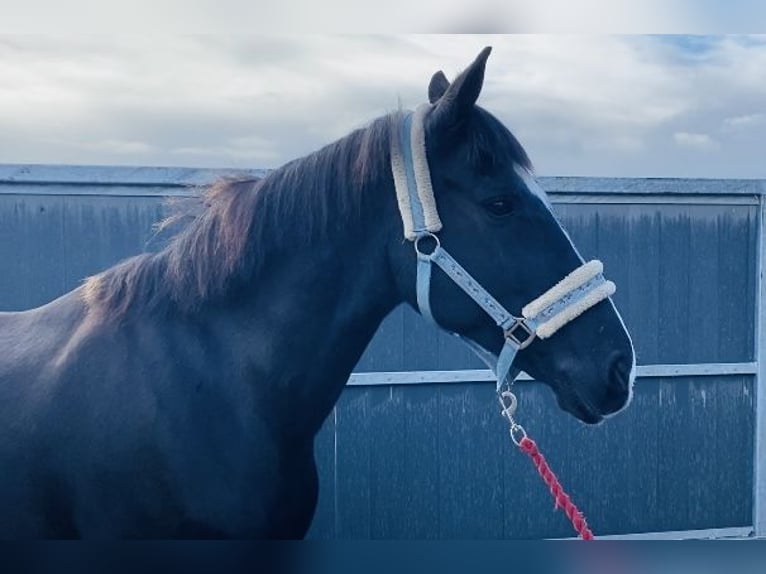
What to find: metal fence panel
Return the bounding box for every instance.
[1,166,760,539]
[307,375,754,539]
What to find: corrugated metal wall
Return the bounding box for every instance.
[308,194,758,538]
[0,166,760,538]
[0,194,165,310]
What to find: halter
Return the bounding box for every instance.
[391,104,616,391]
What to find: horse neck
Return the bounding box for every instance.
[218,185,401,439]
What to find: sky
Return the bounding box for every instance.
[0,34,764,178]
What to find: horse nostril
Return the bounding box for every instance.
[609,353,632,391]
[603,353,632,413]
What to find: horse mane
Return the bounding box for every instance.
[82,105,532,320]
[83,113,397,319]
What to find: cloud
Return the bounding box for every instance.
[75,139,156,155]
[0,34,765,177]
[673,131,719,150]
[172,135,282,163]
[5,0,757,34]
[723,113,765,130]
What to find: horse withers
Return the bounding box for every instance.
[0,47,634,538]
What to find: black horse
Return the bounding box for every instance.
[0,47,634,538]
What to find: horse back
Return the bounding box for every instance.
[0,289,93,535]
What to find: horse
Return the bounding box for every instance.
[0,46,635,538]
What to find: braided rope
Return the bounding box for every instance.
[518,436,594,540]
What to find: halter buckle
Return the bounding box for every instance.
[505,318,536,350]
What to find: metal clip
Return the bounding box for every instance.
[499,390,527,446]
[498,390,518,422]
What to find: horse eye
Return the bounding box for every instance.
[483,197,515,217]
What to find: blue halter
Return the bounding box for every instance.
[393,107,615,392]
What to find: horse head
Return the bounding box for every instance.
[388,47,635,424]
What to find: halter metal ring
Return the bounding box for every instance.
[509,423,527,446]
[505,318,536,350]
[414,232,441,258]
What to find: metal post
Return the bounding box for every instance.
[755,192,766,537]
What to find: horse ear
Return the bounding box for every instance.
[430,46,491,128]
[428,71,450,103]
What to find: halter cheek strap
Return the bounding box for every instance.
[391,104,442,239]
[391,105,616,391]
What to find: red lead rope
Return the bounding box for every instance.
[518,435,594,540]
[499,390,594,540]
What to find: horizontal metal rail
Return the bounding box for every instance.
[558,525,754,540]
[550,193,759,205]
[2,165,765,198]
[347,362,758,386]
[0,164,266,187]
